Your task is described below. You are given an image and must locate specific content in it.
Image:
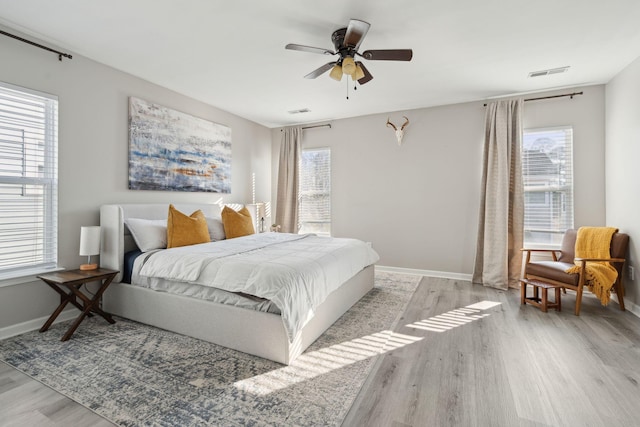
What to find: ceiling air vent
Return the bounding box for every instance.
[288,108,311,114]
[528,66,570,78]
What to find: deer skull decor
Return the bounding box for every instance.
[386,116,409,146]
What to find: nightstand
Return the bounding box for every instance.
[37,268,118,341]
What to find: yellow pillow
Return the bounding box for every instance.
[221,206,255,239]
[166,204,211,248]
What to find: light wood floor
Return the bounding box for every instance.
[343,277,640,426]
[2,277,640,426]
[0,360,114,426]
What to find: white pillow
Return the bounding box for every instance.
[206,217,226,241]
[125,218,167,252]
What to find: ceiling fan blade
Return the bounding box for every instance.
[356,62,373,85]
[344,19,370,50]
[285,43,335,55]
[361,49,413,61]
[304,62,337,79]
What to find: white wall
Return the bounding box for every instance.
[272,85,606,275]
[524,86,606,228]
[605,55,640,309]
[0,26,272,330]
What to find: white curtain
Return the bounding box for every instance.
[473,99,524,290]
[275,126,302,233]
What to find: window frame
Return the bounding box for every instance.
[522,125,574,248]
[298,146,331,236]
[0,81,59,285]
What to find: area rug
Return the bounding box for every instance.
[0,271,421,427]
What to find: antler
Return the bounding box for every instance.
[386,117,397,131]
[400,116,409,130]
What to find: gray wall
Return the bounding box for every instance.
[606,55,640,309]
[0,27,272,330]
[272,85,607,275]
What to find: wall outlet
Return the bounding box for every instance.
[629,266,635,281]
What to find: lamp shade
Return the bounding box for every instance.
[329,64,343,81]
[79,226,101,256]
[257,203,266,219]
[354,63,365,81]
[341,56,356,75]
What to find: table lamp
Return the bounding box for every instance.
[79,226,101,270]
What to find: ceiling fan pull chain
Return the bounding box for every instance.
[346,78,349,100]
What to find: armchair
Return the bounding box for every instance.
[521,229,628,315]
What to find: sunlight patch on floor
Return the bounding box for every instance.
[234,301,500,396]
[405,300,501,332]
[233,330,423,395]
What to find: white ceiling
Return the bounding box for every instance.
[2,0,640,128]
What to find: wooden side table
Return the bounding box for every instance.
[520,278,562,313]
[37,268,119,341]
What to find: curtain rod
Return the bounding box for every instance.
[483,91,583,106]
[280,123,332,131]
[0,29,72,61]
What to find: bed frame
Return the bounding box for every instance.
[99,203,374,365]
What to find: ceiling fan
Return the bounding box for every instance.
[285,19,413,85]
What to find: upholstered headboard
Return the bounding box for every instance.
[99,203,256,282]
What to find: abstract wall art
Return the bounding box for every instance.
[128,97,231,193]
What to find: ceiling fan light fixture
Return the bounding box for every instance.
[341,56,356,75]
[354,63,365,81]
[329,64,343,81]
[286,19,412,89]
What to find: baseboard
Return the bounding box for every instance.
[627,300,640,318]
[376,265,473,282]
[0,310,77,340]
[611,294,640,319]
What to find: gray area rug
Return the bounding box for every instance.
[0,271,420,426]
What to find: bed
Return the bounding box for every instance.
[99,203,378,365]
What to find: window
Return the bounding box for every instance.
[298,147,331,235]
[0,82,58,280]
[522,126,573,246]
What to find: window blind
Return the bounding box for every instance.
[298,147,331,235]
[522,126,573,246]
[0,82,58,278]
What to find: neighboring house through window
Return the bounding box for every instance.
[0,82,58,280]
[522,126,574,246]
[298,147,331,235]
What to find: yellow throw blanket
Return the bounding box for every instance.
[565,226,618,305]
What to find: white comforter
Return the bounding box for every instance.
[138,232,379,341]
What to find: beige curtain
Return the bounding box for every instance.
[275,126,302,233]
[473,99,524,290]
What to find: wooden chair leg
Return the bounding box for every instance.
[574,268,588,316]
[520,281,526,305]
[614,278,625,311]
[575,285,583,316]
